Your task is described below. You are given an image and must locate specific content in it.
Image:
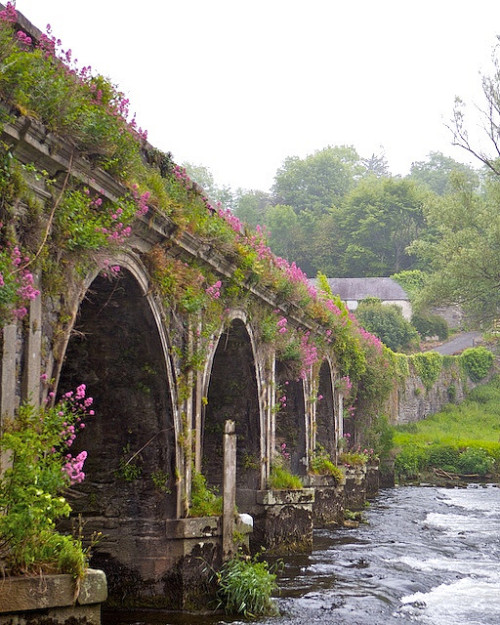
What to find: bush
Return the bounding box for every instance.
[426,445,460,472]
[189,471,223,517]
[456,448,494,476]
[410,351,443,390]
[467,376,500,403]
[411,312,449,340]
[309,445,344,482]
[355,298,419,352]
[461,346,494,382]
[216,552,279,617]
[0,387,93,578]
[394,445,428,480]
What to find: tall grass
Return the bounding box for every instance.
[394,375,500,480]
[216,553,279,617]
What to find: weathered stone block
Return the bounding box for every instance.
[0,569,107,625]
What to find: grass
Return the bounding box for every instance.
[268,466,303,489]
[216,552,280,617]
[393,375,500,480]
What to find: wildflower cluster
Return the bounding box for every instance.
[205,279,222,300]
[336,375,353,397]
[0,382,94,576]
[55,188,145,252]
[299,332,319,379]
[0,4,146,177]
[0,239,40,323]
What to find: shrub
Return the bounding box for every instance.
[355,298,419,352]
[189,471,223,517]
[394,445,428,480]
[456,448,494,476]
[309,445,344,482]
[467,375,500,403]
[216,552,279,617]
[461,346,494,382]
[0,386,93,578]
[410,351,443,390]
[411,312,449,340]
[426,445,460,472]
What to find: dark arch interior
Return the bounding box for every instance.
[275,362,307,475]
[203,319,260,493]
[58,270,177,529]
[316,360,336,459]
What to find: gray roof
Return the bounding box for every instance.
[312,277,409,301]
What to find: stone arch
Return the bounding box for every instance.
[201,313,264,496]
[315,358,337,461]
[57,258,178,586]
[274,361,307,476]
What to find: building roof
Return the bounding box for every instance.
[313,277,409,301]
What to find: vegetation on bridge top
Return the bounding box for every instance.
[0,2,395,406]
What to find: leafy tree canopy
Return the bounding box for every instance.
[408,151,480,196]
[408,172,500,326]
[272,145,363,214]
[335,177,426,276]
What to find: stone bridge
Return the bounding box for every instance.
[0,7,487,609]
[0,111,353,607]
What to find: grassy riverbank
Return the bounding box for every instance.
[393,375,500,482]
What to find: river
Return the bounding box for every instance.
[106,484,500,625]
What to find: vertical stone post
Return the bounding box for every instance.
[1,324,17,420]
[222,419,236,559]
[1,323,17,475]
[22,273,42,406]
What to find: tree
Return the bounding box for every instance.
[408,172,500,326]
[272,145,363,214]
[182,161,233,208]
[408,151,480,196]
[335,177,426,276]
[233,189,272,229]
[361,152,391,178]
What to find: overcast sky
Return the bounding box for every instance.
[13,1,500,192]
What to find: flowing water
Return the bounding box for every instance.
[106,484,500,625]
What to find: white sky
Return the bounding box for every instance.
[13,0,500,192]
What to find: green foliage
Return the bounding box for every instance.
[393,376,500,481]
[460,346,494,382]
[272,145,361,214]
[363,414,394,461]
[355,298,419,352]
[216,552,279,617]
[309,445,344,482]
[391,269,426,303]
[339,451,368,467]
[0,397,90,578]
[456,448,494,476]
[0,24,142,179]
[411,312,449,340]
[410,351,443,390]
[408,171,500,326]
[189,471,223,517]
[268,466,303,490]
[115,443,142,482]
[408,151,480,196]
[394,445,427,480]
[151,470,171,493]
[335,177,425,277]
